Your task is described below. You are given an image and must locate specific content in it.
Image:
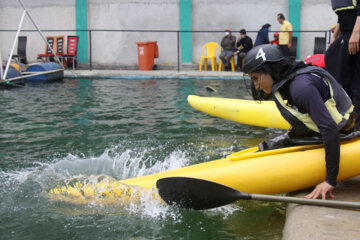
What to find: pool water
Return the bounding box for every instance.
[0,78,286,240]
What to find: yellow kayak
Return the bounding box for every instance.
[187,95,290,129]
[48,138,360,205]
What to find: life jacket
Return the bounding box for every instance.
[332,0,358,13]
[272,66,354,135]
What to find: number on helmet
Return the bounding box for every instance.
[256,48,266,61]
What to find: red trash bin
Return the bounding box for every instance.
[136,41,159,70]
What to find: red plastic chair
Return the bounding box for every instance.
[61,36,79,69]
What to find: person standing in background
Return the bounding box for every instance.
[325,0,360,130]
[219,28,237,71]
[277,13,293,57]
[254,24,271,46]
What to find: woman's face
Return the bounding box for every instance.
[249,72,274,94]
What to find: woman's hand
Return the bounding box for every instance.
[304,181,335,200]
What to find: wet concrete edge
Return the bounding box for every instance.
[282,176,360,240]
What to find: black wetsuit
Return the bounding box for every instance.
[325,0,360,129]
[286,73,339,186]
[236,35,253,69]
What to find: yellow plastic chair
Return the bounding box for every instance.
[218,47,235,72]
[199,42,219,71]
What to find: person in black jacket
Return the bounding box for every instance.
[234,29,253,71]
[254,24,271,46]
[244,44,355,200]
[325,0,360,130]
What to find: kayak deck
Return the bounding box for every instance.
[187,95,290,129]
[48,138,360,205]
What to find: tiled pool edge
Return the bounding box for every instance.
[64,69,251,80]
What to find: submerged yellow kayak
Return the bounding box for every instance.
[48,138,360,205]
[187,95,290,129]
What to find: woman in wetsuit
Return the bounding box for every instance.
[243,44,355,200]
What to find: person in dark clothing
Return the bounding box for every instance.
[254,24,271,46]
[234,29,253,71]
[219,27,237,71]
[244,44,355,200]
[325,0,360,130]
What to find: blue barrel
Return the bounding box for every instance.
[5,65,21,79]
[26,62,64,82]
[0,65,26,89]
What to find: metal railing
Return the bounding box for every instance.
[0,29,332,72]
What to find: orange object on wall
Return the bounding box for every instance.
[136,41,159,70]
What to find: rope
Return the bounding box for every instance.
[0,80,26,88]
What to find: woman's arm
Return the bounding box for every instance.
[289,75,339,199]
[330,23,341,46]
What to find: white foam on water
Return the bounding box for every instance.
[1,145,241,220]
[0,162,46,188]
[46,145,191,181]
[206,204,244,219]
[32,145,191,219]
[124,187,183,221]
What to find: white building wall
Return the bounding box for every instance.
[300,0,337,59]
[0,0,336,68]
[87,0,179,67]
[0,0,75,65]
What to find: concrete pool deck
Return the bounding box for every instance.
[64,69,247,79]
[283,177,360,240]
[64,68,360,240]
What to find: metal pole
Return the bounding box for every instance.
[325,30,328,47]
[177,31,180,72]
[0,50,3,80]
[0,38,3,80]
[325,31,328,52]
[3,10,26,80]
[89,30,92,71]
[17,0,63,67]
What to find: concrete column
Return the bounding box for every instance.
[289,0,301,59]
[179,0,193,63]
[75,0,89,63]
